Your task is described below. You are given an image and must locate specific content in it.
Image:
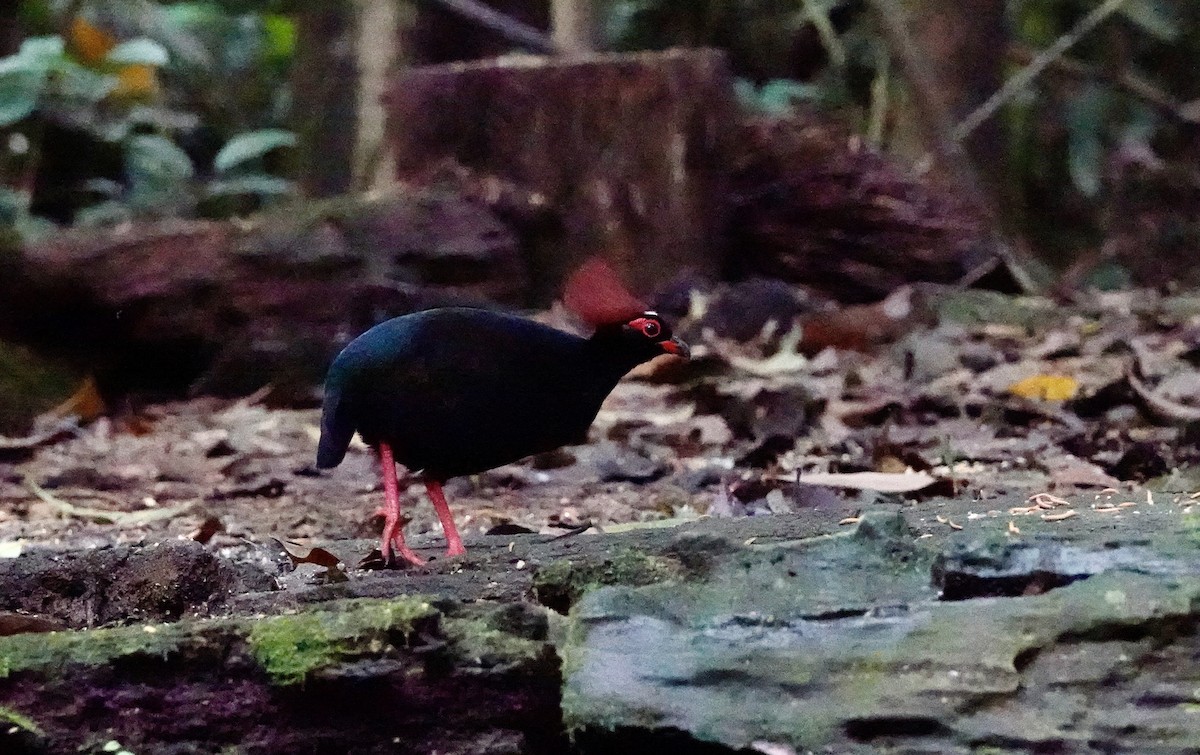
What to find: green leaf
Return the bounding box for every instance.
[75,200,132,228]
[0,68,44,126]
[262,14,297,60]
[126,134,194,182]
[16,36,65,67]
[1065,84,1110,198]
[106,38,170,67]
[1083,261,1133,291]
[0,186,30,224]
[758,79,818,114]
[206,175,295,197]
[1067,128,1104,198]
[53,64,118,105]
[0,35,62,83]
[1120,0,1180,41]
[163,2,224,27]
[734,78,818,116]
[213,129,296,173]
[124,135,195,216]
[734,78,759,110]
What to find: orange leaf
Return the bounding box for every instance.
[42,376,106,424]
[112,64,160,100]
[69,17,117,66]
[1008,374,1078,401]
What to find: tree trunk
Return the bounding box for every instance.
[550,0,599,56]
[353,0,412,192]
[899,0,1008,189]
[292,1,359,197]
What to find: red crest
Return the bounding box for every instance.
[562,258,647,327]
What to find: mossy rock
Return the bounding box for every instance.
[532,547,684,613]
[561,513,1200,753]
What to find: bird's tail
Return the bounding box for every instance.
[316,386,355,468]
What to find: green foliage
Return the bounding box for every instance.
[0,36,117,128]
[736,78,822,115]
[604,0,883,127]
[604,0,1200,270]
[1,0,300,239]
[106,38,171,66]
[213,127,295,172]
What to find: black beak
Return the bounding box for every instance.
[660,336,690,359]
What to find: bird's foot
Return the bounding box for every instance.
[381,538,426,567]
[444,542,467,559]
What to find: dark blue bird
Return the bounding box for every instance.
[317,259,689,565]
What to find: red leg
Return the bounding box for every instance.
[425,480,466,557]
[377,443,424,566]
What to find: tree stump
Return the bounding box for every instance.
[385,47,739,300]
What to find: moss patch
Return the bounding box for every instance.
[0,597,443,687]
[533,548,682,613]
[0,622,197,679]
[442,616,548,671]
[246,598,437,685]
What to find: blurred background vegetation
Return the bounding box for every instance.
[0,0,1197,284]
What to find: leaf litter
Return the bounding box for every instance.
[4,286,1200,564]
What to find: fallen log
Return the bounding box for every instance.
[0,191,525,401]
[728,112,990,303]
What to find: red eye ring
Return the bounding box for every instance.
[628,316,661,339]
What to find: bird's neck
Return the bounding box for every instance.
[582,331,650,383]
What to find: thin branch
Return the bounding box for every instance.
[421,0,559,55]
[867,0,1038,293]
[1008,43,1187,122]
[866,47,890,148]
[800,0,847,69]
[953,0,1131,141]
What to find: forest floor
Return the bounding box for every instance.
[5,284,1200,752]
[4,285,1200,570]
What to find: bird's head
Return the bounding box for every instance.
[563,258,690,362]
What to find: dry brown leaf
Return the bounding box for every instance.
[275,539,345,570]
[189,517,223,544]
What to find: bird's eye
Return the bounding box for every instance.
[627,315,664,339]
